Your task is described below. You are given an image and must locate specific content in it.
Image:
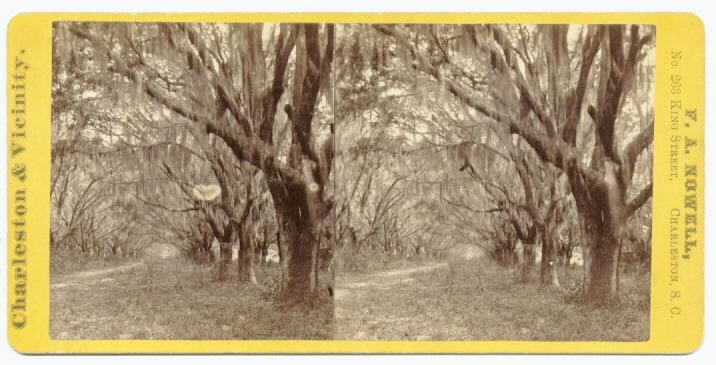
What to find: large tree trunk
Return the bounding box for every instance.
[581,221,622,304]
[280,215,320,301]
[268,174,325,304]
[571,168,626,305]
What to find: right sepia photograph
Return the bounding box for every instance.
[333,24,654,341]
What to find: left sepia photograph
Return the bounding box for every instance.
[50,22,335,340]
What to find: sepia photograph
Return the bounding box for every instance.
[333,24,654,341]
[48,21,655,342]
[50,22,335,340]
[2,1,710,358]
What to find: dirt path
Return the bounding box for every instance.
[334,262,449,340]
[336,262,447,292]
[52,262,144,288]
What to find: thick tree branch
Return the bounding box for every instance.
[563,26,605,146]
[624,182,652,219]
[622,118,654,183]
[261,24,297,143]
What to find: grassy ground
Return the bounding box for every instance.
[335,258,650,341]
[50,256,332,340]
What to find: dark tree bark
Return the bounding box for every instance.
[268,177,325,301]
